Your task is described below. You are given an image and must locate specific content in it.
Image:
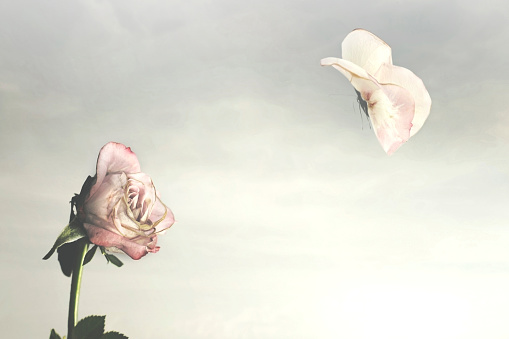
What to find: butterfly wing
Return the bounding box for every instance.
[321,57,415,155]
[374,64,431,137]
[342,29,393,75]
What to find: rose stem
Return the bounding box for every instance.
[67,238,89,339]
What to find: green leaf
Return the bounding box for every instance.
[102,331,129,339]
[49,329,62,339]
[43,217,87,260]
[83,245,98,266]
[74,315,105,339]
[104,253,124,267]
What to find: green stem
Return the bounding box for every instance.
[67,238,89,339]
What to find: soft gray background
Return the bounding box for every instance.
[1,0,509,338]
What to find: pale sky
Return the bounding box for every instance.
[1,0,509,338]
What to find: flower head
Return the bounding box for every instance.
[321,29,431,155]
[82,142,175,259]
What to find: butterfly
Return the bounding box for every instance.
[321,29,431,155]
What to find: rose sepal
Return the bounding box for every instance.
[99,247,124,267]
[44,175,96,269]
[80,244,124,268]
[82,245,98,266]
[43,216,87,261]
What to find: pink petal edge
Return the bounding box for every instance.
[89,142,141,198]
[84,223,154,260]
[150,196,176,233]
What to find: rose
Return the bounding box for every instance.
[43,142,173,339]
[321,29,431,155]
[80,142,175,260]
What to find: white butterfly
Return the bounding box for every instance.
[321,29,431,155]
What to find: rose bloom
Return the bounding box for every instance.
[80,142,175,260]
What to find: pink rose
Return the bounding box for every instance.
[81,142,175,260]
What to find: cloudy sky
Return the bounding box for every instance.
[1,0,509,338]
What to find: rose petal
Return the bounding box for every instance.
[85,173,126,209]
[126,173,156,223]
[89,142,141,198]
[84,223,154,260]
[374,64,432,137]
[145,236,160,253]
[342,29,393,75]
[150,196,175,234]
[321,57,415,155]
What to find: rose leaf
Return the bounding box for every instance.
[102,331,129,339]
[74,315,105,339]
[49,329,62,339]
